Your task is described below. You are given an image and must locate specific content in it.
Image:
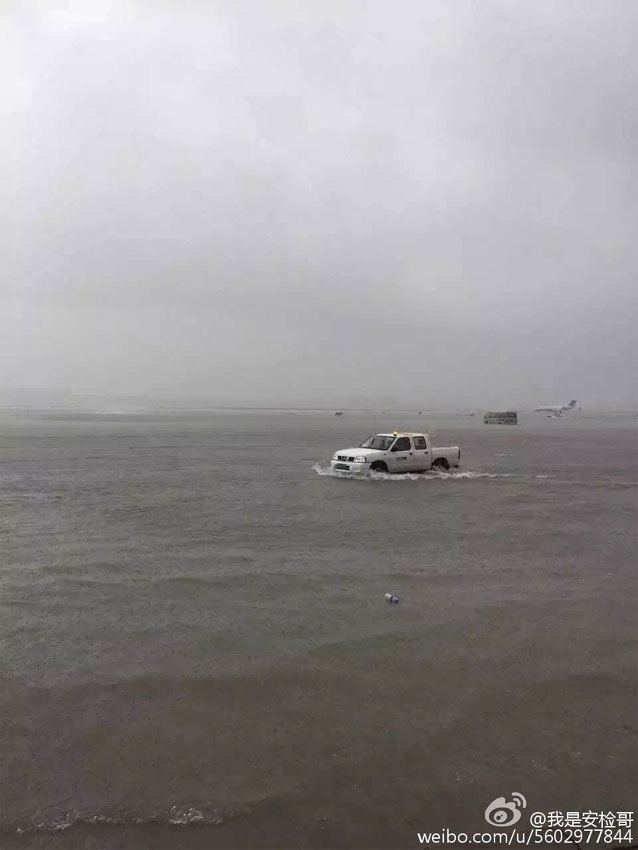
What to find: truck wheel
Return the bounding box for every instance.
[370,461,388,472]
[432,458,449,470]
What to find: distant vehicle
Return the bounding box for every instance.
[330,431,461,473]
[334,411,344,416]
[484,411,518,425]
[534,399,577,417]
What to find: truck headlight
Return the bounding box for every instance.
[354,456,368,463]
[332,453,339,461]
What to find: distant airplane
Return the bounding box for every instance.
[534,399,577,417]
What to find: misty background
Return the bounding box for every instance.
[4,0,637,410]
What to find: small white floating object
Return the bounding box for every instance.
[384,593,399,604]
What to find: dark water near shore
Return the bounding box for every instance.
[1,409,636,848]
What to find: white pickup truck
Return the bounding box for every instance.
[331,431,461,474]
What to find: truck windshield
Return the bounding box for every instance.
[359,435,395,450]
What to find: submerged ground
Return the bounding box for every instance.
[1,410,636,848]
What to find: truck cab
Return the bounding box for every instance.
[330,432,461,474]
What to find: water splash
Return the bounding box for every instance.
[12,802,230,834]
[312,463,519,481]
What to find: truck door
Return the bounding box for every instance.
[388,436,413,472]
[412,434,431,471]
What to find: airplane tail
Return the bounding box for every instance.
[568,399,577,408]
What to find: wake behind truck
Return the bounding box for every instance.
[331,431,461,474]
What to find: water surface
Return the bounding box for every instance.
[1,410,636,848]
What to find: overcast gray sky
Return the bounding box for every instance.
[4,0,637,409]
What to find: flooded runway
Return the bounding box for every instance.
[1,410,636,848]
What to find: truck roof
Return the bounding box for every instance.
[376,432,427,437]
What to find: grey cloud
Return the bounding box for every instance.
[4,0,637,408]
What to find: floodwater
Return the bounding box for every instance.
[1,409,636,848]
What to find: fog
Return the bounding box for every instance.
[4,0,637,410]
